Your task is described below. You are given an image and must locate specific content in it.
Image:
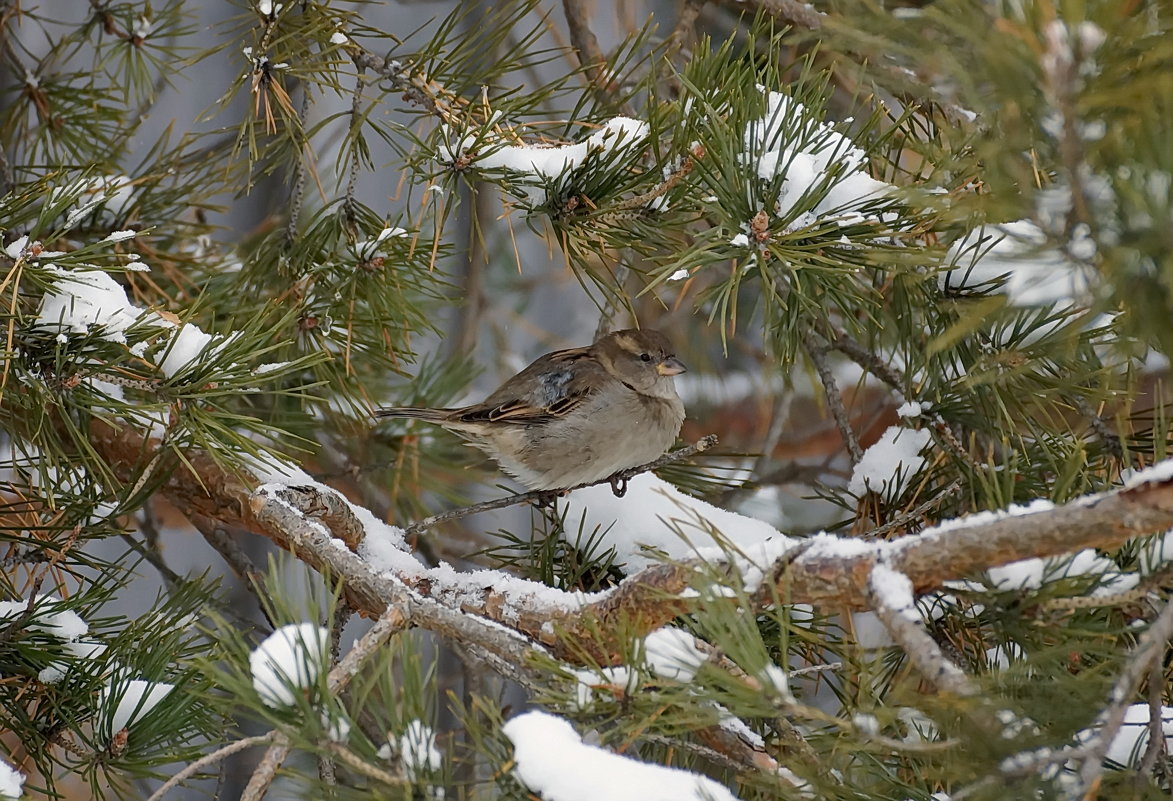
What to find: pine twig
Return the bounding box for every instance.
[283,83,313,250]
[866,561,978,698]
[862,480,962,540]
[146,734,277,801]
[664,0,704,62]
[562,0,616,108]
[402,435,719,536]
[192,515,278,633]
[1072,594,1173,794]
[1072,394,1125,460]
[803,336,864,464]
[713,0,824,30]
[823,324,905,392]
[971,595,1173,798]
[231,607,409,801]
[327,602,410,693]
[342,71,366,230]
[821,324,986,473]
[241,736,292,801]
[1137,653,1168,777]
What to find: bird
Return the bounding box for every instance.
[374,329,687,495]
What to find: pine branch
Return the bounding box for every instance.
[866,561,978,698]
[972,595,1173,797]
[403,434,719,537]
[242,737,292,801]
[712,0,823,30]
[1072,594,1173,794]
[145,733,278,801]
[88,418,1173,666]
[170,602,411,800]
[804,334,863,464]
[561,0,615,108]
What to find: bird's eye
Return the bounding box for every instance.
[639,352,652,362]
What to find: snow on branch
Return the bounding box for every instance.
[503,710,742,801]
[866,561,977,698]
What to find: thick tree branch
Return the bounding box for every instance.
[90,419,1173,666]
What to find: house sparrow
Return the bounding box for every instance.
[375,329,686,493]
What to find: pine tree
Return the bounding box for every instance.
[1,1,1171,799]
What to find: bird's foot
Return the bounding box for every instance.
[609,475,629,498]
[533,490,564,508]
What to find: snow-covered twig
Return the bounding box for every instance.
[865,560,978,698]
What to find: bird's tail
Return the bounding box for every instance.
[373,407,453,423]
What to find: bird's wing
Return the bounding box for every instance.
[451,346,606,424]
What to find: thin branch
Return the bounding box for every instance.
[711,0,823,30]
[751,388,794,480]
[664,0,704,64]
[1036,560,1173,612]
[823,324,905,392]
[341,71,366,230]
[562,0,618,108]
[402,435,719,537]
[146,733,277,801]
[803,336,864,464]
[1137,650,1168,778]
[1072,394,1125,460]
[283,85,313,251]
[866,561,978,698]
[241,735,292,801]
[192,515,264,586]
[1072,595,1173,795]
[347,46,454,122]
[862,481,962,540]
[324,742,408,786]
[326,602,410,694]
[191,515,278,633]
[594,260,631,340]
[605,144,700,213]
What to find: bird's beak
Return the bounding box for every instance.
[657,356,687,376]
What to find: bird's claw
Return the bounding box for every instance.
[609,475,628,498]
[534,490,562,508]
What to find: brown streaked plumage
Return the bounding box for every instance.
[375,329,687,491]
